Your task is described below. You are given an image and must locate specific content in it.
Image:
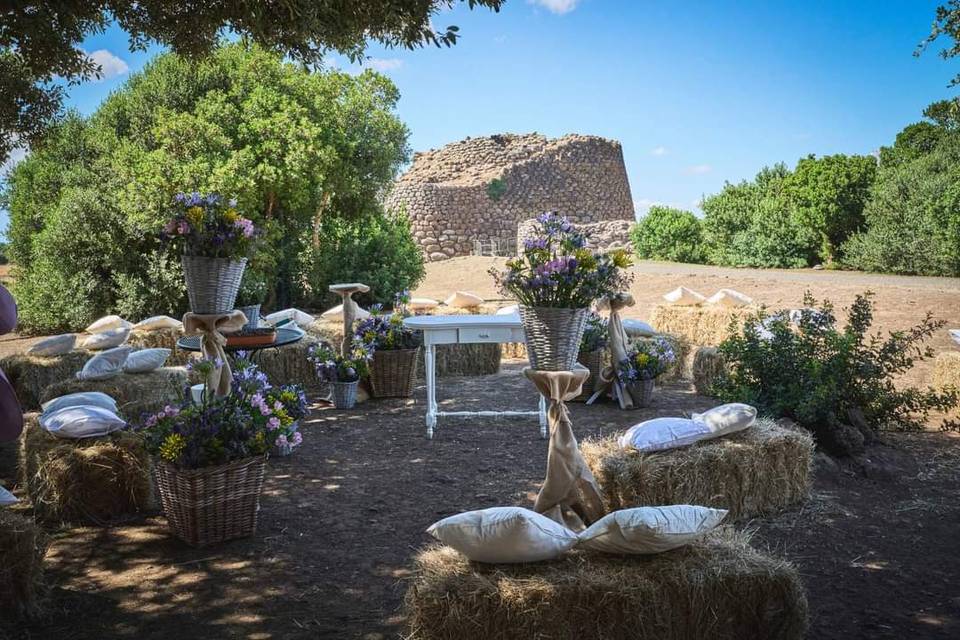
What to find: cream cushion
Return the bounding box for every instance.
[40,405,126,439]
[319,304,371,321]
[265,308,316,327]
[85,315,133,334]
[80,327,129,350]
[76,346,132,381]
[495,305,520,316]
[123,348,171,373]
[707,289,753,308]
[26,334,76,356]
[0,484,17,506]
[408,297,440,311]
[427,507,578,563]
[691,403,757,437]
[622,319,656,337]
[663,287,706,306]
[949,329,960,346]
[42,391,118,416]
[619,417,711,452]
[578,505,728,554]
[445,291,484,308]
[133,315,183,331]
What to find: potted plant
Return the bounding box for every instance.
[235,270,269,330]
[136,357,282,546]
[357,291,423,398]
[307,342,371,409]
[491,212,633,370]
[574,311,608,401]
[617,337,677,408]
[232,353,308,456]
[162,192,258,314]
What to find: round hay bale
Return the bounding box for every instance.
[405,528,808,640]
[0,351,91,410]
[932,351,960,390]
[581,418,814,521]
[692,346,727,396]
[126,328,196,367]
[650,304,755,347]
[18,414,153,525]
[38,367,188,422]
[0,509,47,618]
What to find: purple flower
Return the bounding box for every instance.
[267,417,281,431]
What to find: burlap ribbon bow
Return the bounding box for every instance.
[182,310,247,397]
[594,292,636,409]
[524,366,605,531]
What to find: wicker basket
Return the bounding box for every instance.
[573,349,604,402]
[152,455,266,547]
[370,347,420,398]
[182,255,247,314]
[627,378,656,408]
[236,304,261,330]
[332,381,359,409]
[519,306,590,371]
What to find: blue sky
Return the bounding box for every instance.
[1,0,957,234]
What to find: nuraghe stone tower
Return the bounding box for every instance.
[385,133,635,261]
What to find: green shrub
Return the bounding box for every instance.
[630,205,705,263]
[714,292,958,456]
[486,178,507,201]
[303,208,425,309]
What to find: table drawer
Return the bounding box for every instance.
[459,327,513,343]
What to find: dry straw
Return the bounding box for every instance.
[0,509,47,617]
[255,335,327,392]
[126,328,196,366]
[932,352,960,391]
[417,343,502,378]
[0,351,91,410]
[581,418,814,521]
[650,304,755,348]
[19,414,154,524]
[405,527,808,640]
[39,367,188,421]
[691,346,727,396]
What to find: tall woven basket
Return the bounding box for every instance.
[153,455,267,547]
[370,347,420,398]
[519,306,590,371]
[573,349,604,402]
[182,255,247,314]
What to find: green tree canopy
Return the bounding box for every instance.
[630,205,705,264]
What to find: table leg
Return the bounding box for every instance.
[539,394,548,439]
[425,344,437,438]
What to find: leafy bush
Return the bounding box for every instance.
[303,209,425,308]
[486,178,507,201]
[715,293,958,456]
[630,205,705,263]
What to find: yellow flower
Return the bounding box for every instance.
[611,249,633,269]
[222,208,239,223]
[159,433,186,462]
[186,206,204,226]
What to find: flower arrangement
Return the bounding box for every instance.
[307,342,372,383]
[490,212,634,308]
[580,312,609,352]
[354,291,422,352]
[162,192,258,259]
[618,337,677,382]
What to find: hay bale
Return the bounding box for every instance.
[650,304,755,347]
[416,343,502,378]
[0,440,18,483]
[581,418,814,521]
[19,414,153,524]
[0,351,91,410]
[0,509,47,617]
[405,528,808,640]
[501,342,527,360]
[932,351,960,390]
[39,367,188,421]
[126,328,196,367]
[692,346,727,396]
[256,334,326,392]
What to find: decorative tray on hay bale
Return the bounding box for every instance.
[0,509,47,617]
[222,327,277,347]
[39,367,188,421]
[581,418,814,521]
[405,528,808,640]
[19,414,154,524]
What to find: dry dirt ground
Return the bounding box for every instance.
[2,259,960,640]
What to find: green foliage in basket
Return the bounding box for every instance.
[355,290,422,351]
[307,342,371,383]
[617,337,677,381]
[580,311,609,352]
[490,212,634,308]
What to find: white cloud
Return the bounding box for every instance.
[1,146,26,177]
[528,0,580,15]
[85,49,129,82]
[650,146,668,156]
[683,164,712,175]
[364,57,404,72]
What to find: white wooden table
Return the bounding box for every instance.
[403,315,547,439]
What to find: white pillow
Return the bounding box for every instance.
[445,291,484,308]
[622,319,656,337]
[26,334,76,356]
[133,315,183,331]
[0,484,18,506]
[495,305,520,316]
[619,417,711,452]
[427,507,578,563]
[707,289,753,308]
[408,297,440,311]
[578,505,728,555]
[265,308,316,327]
[85,315,133,334]
[949,329,960,346]
[691,403,757,437]
[663,287,705,306]
[80,327,130,350]
[41,391,118,416]
[123,348,171,373]
[319,304,371,321]
[40,405,126,439]
[76,346,133,381]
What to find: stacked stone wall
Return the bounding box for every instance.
[516,218,634,255]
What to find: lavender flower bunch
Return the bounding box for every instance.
[307,342,371,383]
[354,290,422,352]
[580,312,609,353]
[617,337,677,382]
[161,191,259,260]
[490,212,634,308]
